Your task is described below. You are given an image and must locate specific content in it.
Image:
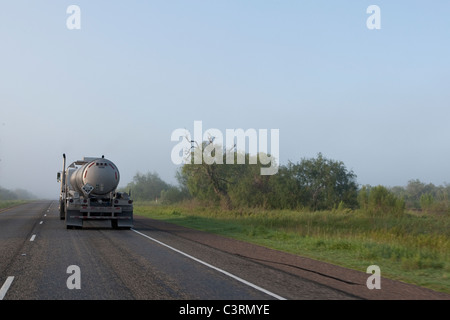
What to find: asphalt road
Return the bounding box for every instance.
[1,201,448,301]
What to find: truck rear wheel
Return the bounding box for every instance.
[59,200,65,220]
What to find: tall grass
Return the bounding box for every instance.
[135,201,450,294]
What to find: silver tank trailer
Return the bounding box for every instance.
[69,158,120,196]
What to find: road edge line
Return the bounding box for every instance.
[0,276,15,300]
[131,228,286,300]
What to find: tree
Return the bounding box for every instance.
[227,154,273,209]
[0,186,18,200]
[179,137,278,209]
[403,179,436,209]
[160,186,191,204]
[0,187,36,200]
[420,192,434,212]
[358,185,405,216]
[287,153,358,210]
[125,172,170,201]
[180,150,358,211]
[180,140,235,209]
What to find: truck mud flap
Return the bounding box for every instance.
[115,217,133,229]
[111,212,133,229]
[66,210,83,229]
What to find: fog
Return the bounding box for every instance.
[1,1,449,199]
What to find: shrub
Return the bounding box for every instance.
[420,193,434,212]
[359,185,405,217]
[160,186,191,204]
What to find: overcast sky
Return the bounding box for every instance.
[1,1,449,199]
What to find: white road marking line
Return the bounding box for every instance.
[30,234,36,241]
[131,228,286,300]
[0,276,14,300]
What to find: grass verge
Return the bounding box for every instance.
[135,201,450,294]
[0,200,29,210]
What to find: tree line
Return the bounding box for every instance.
[0,186,36,200]
[123,145,450,214]
[390,179,450,213]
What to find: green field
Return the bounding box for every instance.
[0,200,29,210]
[135,202,450,294]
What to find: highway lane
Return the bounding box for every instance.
[0,201,277,299]
[0,201,51,280]
[1,201,448,301]
[0,200,355,300]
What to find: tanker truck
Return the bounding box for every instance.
[57,154,133,229]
